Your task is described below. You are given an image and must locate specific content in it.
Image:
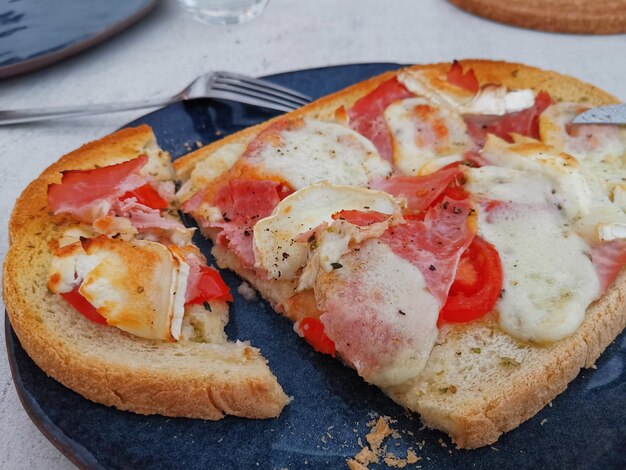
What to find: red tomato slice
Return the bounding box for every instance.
[348,77,414,161]
[48,155,148,214]
[450,254,480,296]
[332,209,389,226]
[119,183,168,210]
[186,266,233,305]
[299,317,336,357]
[439,236,503,323]
[60,286,107,324]
[446,60,479,94]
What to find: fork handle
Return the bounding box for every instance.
[0,97,179,125]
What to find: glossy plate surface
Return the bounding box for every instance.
[5,64,626,469]
[0,0,156,79]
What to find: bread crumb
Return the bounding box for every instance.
[349,416,407,469]
[590,364,597,369]
[237,281,257,301]
[384,453,408,468]
[540,419,548,426]
[366,417,393,449]
[355,446,378,465]
[347,460,368,470]
[195,140,203,148]
[491,446,499,451]
[406,449,419,464]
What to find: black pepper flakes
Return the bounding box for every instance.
[331,262,343,270]
[429,265,436,271]
[203,301,212,312]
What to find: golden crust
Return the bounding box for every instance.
[3,126,288,420]
[180,60,625,447]
[174,60,618,182]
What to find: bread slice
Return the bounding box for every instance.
[3,125,289,420]
[173,60,626,447]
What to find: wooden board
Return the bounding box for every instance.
[449,0,626,34]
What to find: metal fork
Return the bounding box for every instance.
[0,71,312,125]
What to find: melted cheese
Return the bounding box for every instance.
[398,69,535,115]
[247,118,392,189]
[540,102,626,162]
[398,69,474,108]
[466,167,601,342]
[460,86,535,115]
[316,240,440,387]
[253,182,401,280]
[49,235,189,341]
[177,142,246,203]
[482,135,594,218]
[384,97,472,175]
[540,102,626,215]
[482,135,626,242]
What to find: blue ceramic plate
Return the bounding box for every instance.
[5,64,626,469]
[0,0,156,79]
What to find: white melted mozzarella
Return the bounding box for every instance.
[397,69,535,115]
[540,102,626,162]
[466,167,601,342]
[177,142,246,202]
[49,235,189,341]
[481,135,594,219]
[384,97,471,175]
[460,87,535,115]
[316,240,440,387]
[482,135,626,242]
[248,118,391,189]
[253,183,401,280]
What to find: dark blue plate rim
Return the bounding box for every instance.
[0,0,157,80]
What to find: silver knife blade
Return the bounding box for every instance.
[572,104,626,125]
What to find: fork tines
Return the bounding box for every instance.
[213,71,312,109]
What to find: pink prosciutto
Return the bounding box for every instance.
[464,91,553,147]
[47,155,148,223]
[205,178,291,269]
[372,165,462,212]
[348,77,414,161]
[591,240,626,295]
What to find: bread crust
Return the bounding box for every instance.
[175,60,625,447]
[3,125,288,420]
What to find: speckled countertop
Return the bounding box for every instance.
[1,0,625,468]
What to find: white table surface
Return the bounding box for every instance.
[1,0,625,467]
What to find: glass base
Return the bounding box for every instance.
[178,0,269,26]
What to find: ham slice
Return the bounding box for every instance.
[381,196,476,303]
[48,155,148,223]
[464,91,552,147]
[348,77,414,161]
[372,165,462,212]
[112,199,182,230]
[210,179,289,269]
[591,240,626,295]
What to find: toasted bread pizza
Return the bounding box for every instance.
[173,60,626,448]
[4,125,288,420]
